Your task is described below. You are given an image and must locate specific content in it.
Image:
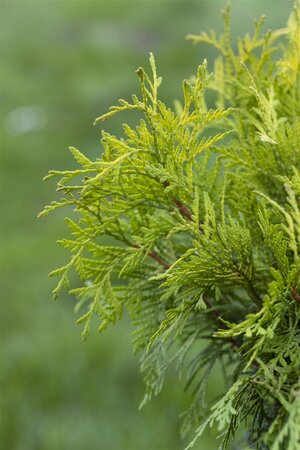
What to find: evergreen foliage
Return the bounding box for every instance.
[40,2,300,448]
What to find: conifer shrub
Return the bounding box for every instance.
[40,2,300,448]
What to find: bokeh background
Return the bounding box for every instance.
[0,1,293,449]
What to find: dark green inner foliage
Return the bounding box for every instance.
[41,2,300,449]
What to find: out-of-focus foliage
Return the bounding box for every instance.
[0,1,294,449]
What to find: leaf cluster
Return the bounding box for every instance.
[40,2,300,449]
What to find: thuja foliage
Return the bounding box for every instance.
[40,2,300,449]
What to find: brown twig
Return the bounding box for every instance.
[163,181,195,222]
[132,243,170,269]
[172,198,194,221]
[291,285,300,302]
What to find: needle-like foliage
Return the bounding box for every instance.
[40,2,300,448]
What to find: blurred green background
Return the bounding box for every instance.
[0,1,293,449]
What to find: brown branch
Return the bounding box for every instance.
[132,243,170,269]
[163,181,195,222]
[291,285,300,302]
[173,198,194,221]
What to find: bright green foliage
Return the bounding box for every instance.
[40,2,300,449]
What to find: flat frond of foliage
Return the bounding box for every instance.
[40,1,300,448]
